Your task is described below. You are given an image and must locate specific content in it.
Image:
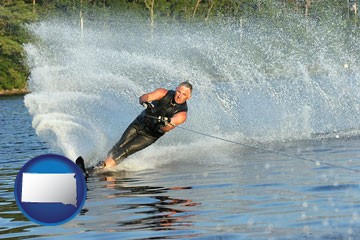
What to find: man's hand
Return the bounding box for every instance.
[141,101,154,109]
[157,116,170,125]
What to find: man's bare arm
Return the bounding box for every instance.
[160,111,187,132]
[139,88,168,104]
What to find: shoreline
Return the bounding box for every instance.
[0,88,29,96]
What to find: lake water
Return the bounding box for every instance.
[3,11,360,239]
[1,95,360,239]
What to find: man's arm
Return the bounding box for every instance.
[139,88,168,104]
[160,111,187,132]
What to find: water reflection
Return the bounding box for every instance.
[0,167,39,238]
[84,172,201,233]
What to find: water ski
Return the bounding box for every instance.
[76,156,89,178]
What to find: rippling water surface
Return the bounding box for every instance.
[1,96,360,239]
[3,9,360,239]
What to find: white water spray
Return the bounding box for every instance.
[24,14,360,168]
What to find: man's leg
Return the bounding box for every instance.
[103,121,140,168]
[102,121,159,169]
[110,123,139,156]
[116,132,159,161]
[102,133,158,169]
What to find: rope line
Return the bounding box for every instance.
[175,125,360,174]
[143,113,359,173]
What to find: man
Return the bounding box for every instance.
[87,81,192,172]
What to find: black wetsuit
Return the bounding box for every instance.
[109,90,188,164]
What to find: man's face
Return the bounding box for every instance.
[174,85,191,104]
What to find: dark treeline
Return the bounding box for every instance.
[0,0,359,92]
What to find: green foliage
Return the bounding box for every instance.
[0,55,27,90]
[0,0,36,91]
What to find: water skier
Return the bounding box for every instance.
[77,82,192,173]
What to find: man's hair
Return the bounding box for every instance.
[178,81,193,92]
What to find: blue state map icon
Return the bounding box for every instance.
[14,154,87,226]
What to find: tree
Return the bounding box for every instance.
[144,0,155,29]
[205,0,215,21]
[193,0,201,18]
[0,0,36,91]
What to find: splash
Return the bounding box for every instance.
[24,13,360,168]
